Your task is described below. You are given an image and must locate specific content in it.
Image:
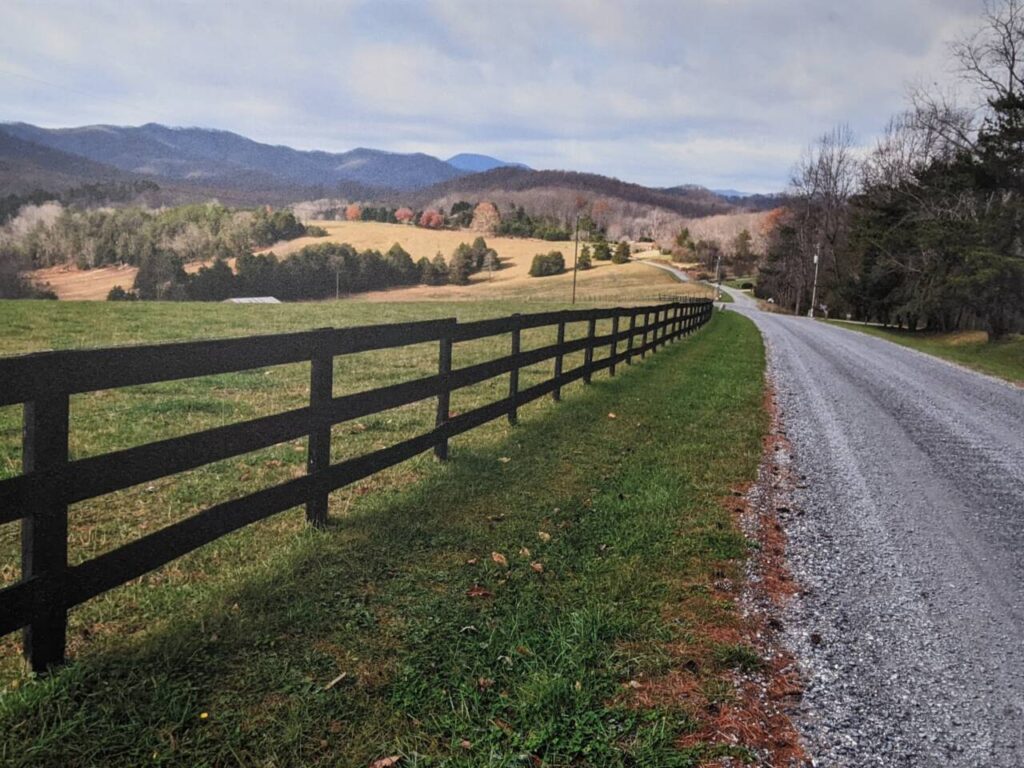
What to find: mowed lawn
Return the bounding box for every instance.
[0,300,766,767]
[826,321,1024,385]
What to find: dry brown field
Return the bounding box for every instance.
[29,220,710,303]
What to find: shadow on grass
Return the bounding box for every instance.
[1,314,766,768]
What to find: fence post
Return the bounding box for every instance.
[626,311,636,365]
[675,304,683,339]
[654,309,663,352]
[552,316,565,402]
[508,314,521,425]
[21,393,69,672]
[641,310,649,359]
[434,323,454,460]
[583,314,597,384]
[306,330,333,528]
[609,313,619,376]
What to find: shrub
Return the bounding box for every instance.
[592,240,612,261]
[612,241,630,264]
[107,285,139,301]
[577,244,593,270]
[529,251,566,277]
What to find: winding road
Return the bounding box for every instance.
[677,268,1024,766]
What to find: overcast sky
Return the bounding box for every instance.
[1,0,983,192]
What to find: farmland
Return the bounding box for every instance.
[0,297,769,766]
[28,220,710,303]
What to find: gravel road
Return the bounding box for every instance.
[726,295,1024,766]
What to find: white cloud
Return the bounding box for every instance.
[0,0,986,190]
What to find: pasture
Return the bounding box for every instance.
[0,298,768,766]
[29,220,711,303]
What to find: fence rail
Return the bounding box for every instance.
[0,299,713,670]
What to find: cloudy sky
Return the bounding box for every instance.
[1,0,983,192]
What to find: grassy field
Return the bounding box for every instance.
[827,322,1024,384]
[0,299,767,767]
[31,221,712,304]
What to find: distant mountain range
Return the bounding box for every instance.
[0,121,778,215]
[446,153,530,173]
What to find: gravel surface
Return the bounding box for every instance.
[728,298,1024,767]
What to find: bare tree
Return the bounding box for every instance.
[952,0,1024,101]
[789,124,859,305]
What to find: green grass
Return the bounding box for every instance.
[0,301,766,766]
[827,321,1024,384]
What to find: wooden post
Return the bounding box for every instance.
[626,312,636,365]
[21,394,69,672]
[609,314,619,376]
[552,318,565,402]
[508,315,521,425]
[583,315,596,384]
[434,327,453,459]
[306,333,333,528]
[641,310,649,359]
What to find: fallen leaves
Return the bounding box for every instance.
[491,552,508,568]
[498,456,512,464]
[537,531,552,543]
[369,757,401,768]
[608,412,617,419]
[530,561,544,573]
[466,585,492,598]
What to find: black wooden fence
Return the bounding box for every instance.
[0,299,713,671]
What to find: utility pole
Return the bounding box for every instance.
[571,214,580,305]
[713,248,722,301]
[808,244,820,318]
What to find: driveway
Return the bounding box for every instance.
[725,290,1024,766]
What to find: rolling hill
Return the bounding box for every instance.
[1,122,466,192]
[413,167,737,218]
[0,122,772,226]
[0,130,128,194]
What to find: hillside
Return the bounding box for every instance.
[0,130,128,194]
[413,167,737,218]
[1,122,466,192]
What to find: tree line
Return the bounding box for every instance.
[758,0,1024,338]
[110,237,501,301]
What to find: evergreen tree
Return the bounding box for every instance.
[577,243,593,270]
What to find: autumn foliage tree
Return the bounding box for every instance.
[419,209,444,228]
[345,203,362,221]
[471,201,501,233]
[395,207,414,224]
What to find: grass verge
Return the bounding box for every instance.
[0,308,766,767]
[826,321,1024,384]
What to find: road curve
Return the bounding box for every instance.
[727,297,1024,766]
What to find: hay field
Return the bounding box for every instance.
[28,220,710,303]
[283,221,710,304]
